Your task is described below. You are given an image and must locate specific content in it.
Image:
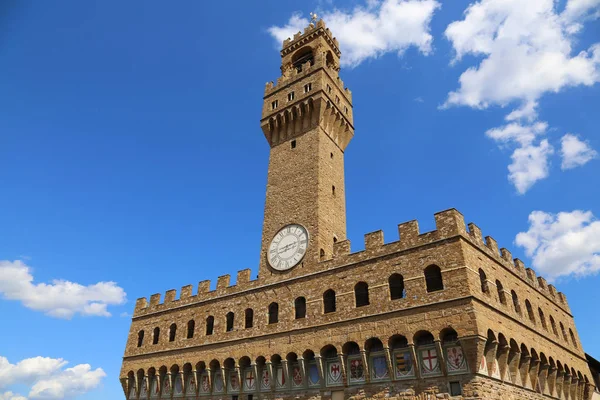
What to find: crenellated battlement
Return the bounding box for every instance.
[281,19,340,57]
[133,209,569,317]
[464,222,569,312]
[134,209,568,317]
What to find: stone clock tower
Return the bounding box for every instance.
[259,19,354,281]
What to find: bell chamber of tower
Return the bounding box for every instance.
[258,19,354,281]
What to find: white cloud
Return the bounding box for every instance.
[0,392,27,400]
[443,0,600,193]
[0,260,126,319]
[508,139,554,194]
[268,0,441,67]
[0,356,105,400]
[560,133,598,169]
[516,210,600,281]
[443,0,600,109]
[29,364,105,399]
[485,121,554,193]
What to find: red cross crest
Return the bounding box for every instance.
[422,349,438,372]
[245,371,255,388]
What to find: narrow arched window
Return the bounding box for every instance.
[245,308,253,328]
[187,320,195,339]
[323,289,336,313]
[152,327,160,345]
[525,300,535,323]
[206,316,214,335]
[479,269,489,293]
[268,302,279,324]
[169,323,177,342]
[538,308,547,330]
[295,297,306,319]
[424,265,443,292]
[569,329,578,348]
[560,322,568,341]
[137,330,144,347]
[355,282,370,307]
[496,280,506,304]
[511,290,521,314]
[389,273,405,300]
[226,312,234,332]
[550,316,558,336]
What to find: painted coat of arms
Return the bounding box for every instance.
[420,349,440,375]
[201,374,210,393]
[244,370,256,391]
[230,371,240,391]
[140,379,147,397]
[308,363,319,386]
[371,355,389,380]
[174,375,183,394]
[214,372,224,393]
[292,366,303,387]
[395,351,413,378]
[186,375,196,395]
[327,361,342,385]
[446,346,467,373]
[261,369,270,390]
[349,358,364,382]
[162,376,171,395]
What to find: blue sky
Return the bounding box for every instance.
[0,0,599,398]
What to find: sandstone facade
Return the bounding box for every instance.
[120,19,596,400]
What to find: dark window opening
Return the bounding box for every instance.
[332,185,336,196]
[538,308,547,330]
[206,316,214,335]
[330,152,334,159]
[268,302,279,324]
[245,308,254,329]
[187,320,195,339]
[450,382,462,396]
[271,100,278,110]
[137,330,144,347]
[496,280,507,304]
[304,83,312,93]
[389,273,405,300]
[169,323,177,342]
[512,290,521,314]
[525,300,535,323]
[295,297,306,319]
[288,92,295,101]
[323,289,336,313]
[424,265,443,292]
[320,248,325,260]
[354,282,369,307]
[479,268,489,293]
[153,327,160,345]
[291,140,296,149]
[333,236,338,244]
[415,332,435,346]
[226,312,234,332]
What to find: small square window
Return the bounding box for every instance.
[449,382,462,396]
[271,100,278,110]
[288,92,295,101]
[291,140,296,149]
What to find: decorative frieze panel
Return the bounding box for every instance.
[446,345,468,375]
[370,353,389,381]
[348,356,366,384]
[326,359,343,386]
[393,349,415,379]
[419,347,442,377]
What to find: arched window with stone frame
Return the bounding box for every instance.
[354,282,369,307]
[152,327,160,345]
[550,316,558,336]
[323,289,336,314]
[538,308,547,330]
[226,312,234,332]
[294,296,306,319]
[186,320,195,339]
[525,300,536,324]
[169,323,177,342]
[389,273,405,300]
[479,268,489,294]
[206,316,214,335]
[511,290,521,314]
[424,265,443,292]
[496,280,507,304]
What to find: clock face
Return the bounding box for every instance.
[268,224,309,271]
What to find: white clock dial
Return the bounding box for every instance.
[267,224,309,271]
